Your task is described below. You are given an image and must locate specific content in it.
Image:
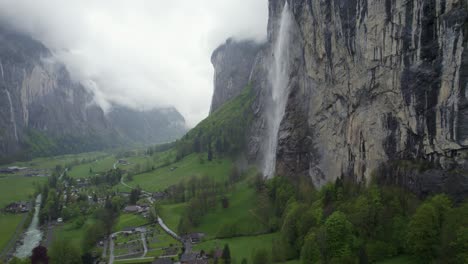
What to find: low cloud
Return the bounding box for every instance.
[0,0,268,126]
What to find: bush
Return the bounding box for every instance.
[366,241,397,262]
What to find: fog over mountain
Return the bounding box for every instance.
[0,0,268,126]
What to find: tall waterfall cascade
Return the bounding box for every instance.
[263,2,293,178]
[5,89,19,142]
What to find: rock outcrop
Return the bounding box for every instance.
[210,0,468,195]
[210,38,262,113]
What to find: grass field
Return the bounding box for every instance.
[196,181,267,239]
[127,154,233,192]
[194,233,280,263]
[114,258,153,264]
[68,155,116,178]
[54,218,97,253]
[158,203,187,231]
[8,152,106,170]
[114,214,148,231]
[0,174,46,208]
[0,213,25,254]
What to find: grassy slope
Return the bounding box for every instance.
[196,181,267,239]
[128,154,232,192]
[53,218,96,253]
[0,174,46,207]
[68,155,116,178]
[9,152,106,170]
[159,203,187,232]
[194,233,280,263]
[114,214,148,231]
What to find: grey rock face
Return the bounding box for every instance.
[246,0,468,188]
[210,38,262,113]
[107,105,186,145]
[0,26,114,158]
[0,26,187,159]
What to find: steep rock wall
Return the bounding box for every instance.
[248,0,468,188]
[210,39,262,113]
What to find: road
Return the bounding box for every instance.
[107,160,184,264]
[140,232,148,257]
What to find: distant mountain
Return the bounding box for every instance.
[107,105,186,146]
[0,25,186,162]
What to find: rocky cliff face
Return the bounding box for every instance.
[210,39,262,113]
[0,26,187,160]
[237,0,468,191]
[107,105,186,145]
[0,26,117,160]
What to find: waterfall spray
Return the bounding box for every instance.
[263,2,293,178]
[5,89,19,142]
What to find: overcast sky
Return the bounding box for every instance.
[0,0,268,126]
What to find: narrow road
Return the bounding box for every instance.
[108,234,115,264]
[140,232,148,257]
[101,239,108,259]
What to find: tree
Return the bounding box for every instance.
[207,142,213,161]
[221,197,229,209]
[49,239,82,264]
[129,188,141,205]
[301,232,320,264]
[31,246,49,264]
[222,244,231,264]
[321,211,356,263]
[241,258,248,264]
[407,203,439,262]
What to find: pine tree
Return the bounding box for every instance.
[222,244,231,264]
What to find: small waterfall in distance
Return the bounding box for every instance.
[5,89,19,142]
[263,2,293,178]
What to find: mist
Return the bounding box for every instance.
[0,0,268,126]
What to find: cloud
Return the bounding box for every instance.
[0,0,268,126]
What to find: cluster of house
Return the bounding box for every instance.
[4,201,30,213]
[123,204,151,218]
[0,166,28,174]
[178,248,224,264]
[118,159,129,165]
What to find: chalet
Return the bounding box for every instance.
[184,233,205,244]
[118,159,129,165]
[213,249,223,259]
[153,191,168,200]
[5,202,29,213]
[124,205,142,213]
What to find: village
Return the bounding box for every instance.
[3,158,227,264]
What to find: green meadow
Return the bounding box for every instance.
[127,154,232,192]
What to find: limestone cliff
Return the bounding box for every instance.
[210,38,262,113]
[0,26,186,160]
[242,0,468,193]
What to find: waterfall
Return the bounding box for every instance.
[0,60,4,82]
[263,2,293,178]
[14,194,43,258]
[5,89,19,142]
